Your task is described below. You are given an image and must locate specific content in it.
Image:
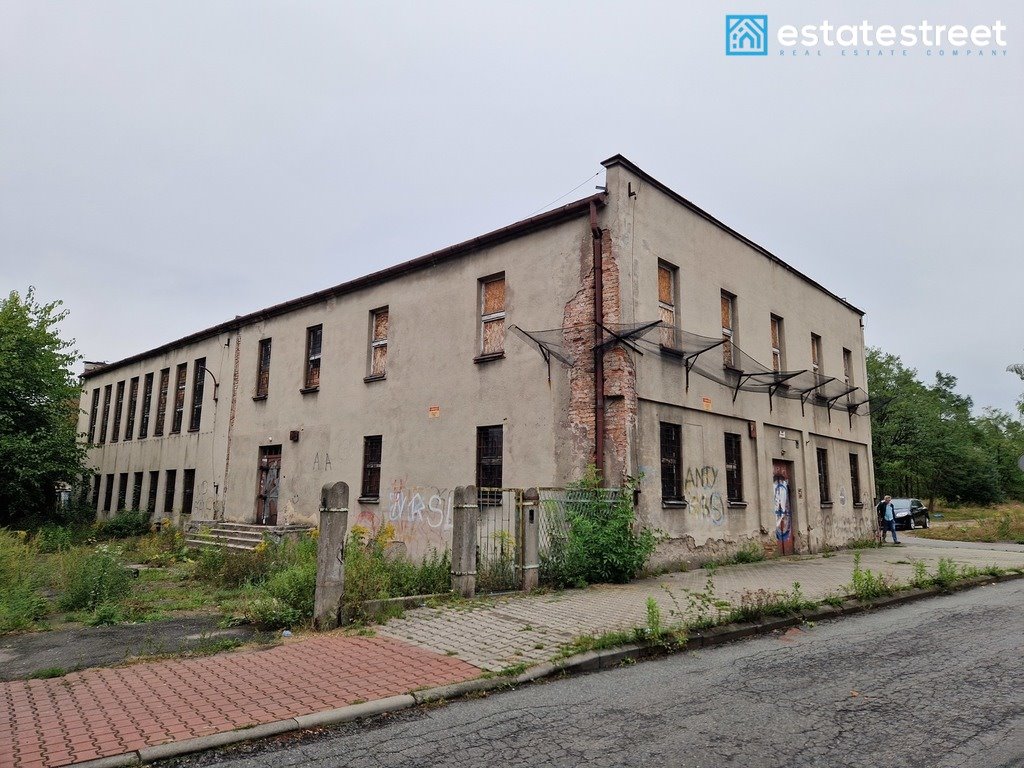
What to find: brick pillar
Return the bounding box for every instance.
[314,481,349,630]
[450,486,478,598]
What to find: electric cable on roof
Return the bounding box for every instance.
[527,171,602,217]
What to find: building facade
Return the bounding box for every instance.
[78,155,875,564]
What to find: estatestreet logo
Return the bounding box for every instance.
[725,14,1009,57]
[726,15,768,56]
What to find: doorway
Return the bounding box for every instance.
[256,446,282,526]
[772,459,795,556]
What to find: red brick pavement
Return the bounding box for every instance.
[0,634,479,768]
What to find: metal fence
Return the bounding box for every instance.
[476,488,522,593]
[536,486,622,586]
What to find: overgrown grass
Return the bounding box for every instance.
[915,503,1024,544]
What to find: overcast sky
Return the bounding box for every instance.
[2,1,1022,414]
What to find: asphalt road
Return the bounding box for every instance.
[164,579,1024,768]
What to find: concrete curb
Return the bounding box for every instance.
[71,569,1024,767]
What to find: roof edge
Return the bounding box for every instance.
[83,193,606,380]
[601,154,865,316]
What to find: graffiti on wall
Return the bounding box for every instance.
[684,466,725,525]
[354,478,454,560]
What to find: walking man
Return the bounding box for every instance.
[877,495,900,545]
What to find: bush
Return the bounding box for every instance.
[0,530,49,632]
[57,546,132,611]
[265,562,316,618]
[135,523,187,566]
[850,553,896,601]
[98,510,151,540]
[35,524,75,553]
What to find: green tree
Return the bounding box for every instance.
[0,288,88,527]
[1008,358,1024,417]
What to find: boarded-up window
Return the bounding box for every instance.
[87,388,100,443]
[724,433,743,502]
[658,263,678,347]
[154,368,170,436]
[480,275,506,356]
[305,325,323,388]
[361,435,382,499]
[721,291,736,367]
[660,422,682,501]
[171,363,187,433]
[139,373,154,438]
[770,315,784,372]
[189,358,205,431]
[370,308,388,377]
[843,348,853,385]
[811,334,822,375]
[476,425,503,505]
[125,377,139,440]
[256,338,272,397]
[111,380,125,442]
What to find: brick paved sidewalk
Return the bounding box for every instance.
[0,634,478,768]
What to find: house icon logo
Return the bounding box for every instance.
[726,14,768,56]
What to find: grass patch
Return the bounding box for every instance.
[27,667,68,679]
[915,503,1024,544]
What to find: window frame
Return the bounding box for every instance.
[721,291,737,368]
[111,380,125,442]
[849,453,862,506]
[478,274,506,359]
[139,372,154,439]
[182,469,196,515]
[476,425,504,505]
[117,472,128,511]
[367,307,389,379]
[91,475,102,511]
[360,435,383,501]
[99,384,112,444]
[304,324,323,390]
[132,472,143,510]
[660,422,683,503]
[770,315,784,372]
[154,368,170,436]
[843,348,853,386]
[164,469,177,515]
[87,388,100,444]
[189,357,206,432]
[255,338,272,398]
[125,377,140,440]
[724,432,744,503]
[811,333,823,375]
[103,473,114,512]
[147,471,159,513]
[171,363,187,434]
[658,262,679,349]
[816,447,831,504]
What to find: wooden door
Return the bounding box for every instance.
[773,460,794,556]
[256,446,282,526]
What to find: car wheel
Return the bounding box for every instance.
[921,515,929,529]
[907,517,915,530]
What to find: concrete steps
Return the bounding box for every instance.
[184,522,313,552]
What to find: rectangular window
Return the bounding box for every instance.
[660,422,682,502]
[103,473,114,512]
[476,425,503,505]
[99,384,112,444]
[816,447,831,503]
[361,435,383,500]
[171,363,187,433]
[132,472,143,510]
[304,325,323,389]
[369,308,388,378]
[182,469,196,515]
[87,388,100,443]
[849,453,862,504]
[811,334,823,375]
[721,291,736,367]
[91,475,101,511]
[658,262,678,348]
[480,275,506,356]
[843,348,853,385]
[256,338,272,398]
[164,470,177,514]
[125,377,140,440]
[154,368,170,436]
[111,380,125,442]
[139,373,154,438]
[189,358,206,431]
[724,433,744,502]
[117,473,128,511]
[770,315,784,372]
[147,471,159,513]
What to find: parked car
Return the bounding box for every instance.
[890,498,930,529]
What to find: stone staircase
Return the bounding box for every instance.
[184,521,314,552]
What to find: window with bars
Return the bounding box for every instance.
[99,384,112,444]
[721,291,737,367]
[368,308,389,378]
[479,275,506,357]
[843,348,853,385]
[816,447,831,503]
[660,422,682,502]
[724,433,744,502]
[171,363,187,433]
[87,388,100,443]
[164,470,177,514]
[111,381,125,442]
[154,368,170,436]
[125,377,139,440]
[305,325,323,389]
[361,435,383,500]
[189,358,205,431]
[147,471,159,513]
[103,473,114,512]
[182,469,196,515]
[139,373,154,438]
[476,425,503,505]
[117,473,128,511]
[658,262,678,348]
[849,453,862,504]
[256,338,272,398]
[811,334,823,375]
[770,315,784,372]
[132,472,143,509]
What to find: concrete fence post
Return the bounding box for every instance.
[451,485,478,598]
[314,481,349,630]
[521,487,541,592]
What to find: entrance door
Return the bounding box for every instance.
[772,460,794,556]
[256,446,282,526]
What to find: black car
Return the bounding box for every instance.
[890,498,930,530]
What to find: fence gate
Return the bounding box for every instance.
[476,488,522,593]
[535,486,621,587]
